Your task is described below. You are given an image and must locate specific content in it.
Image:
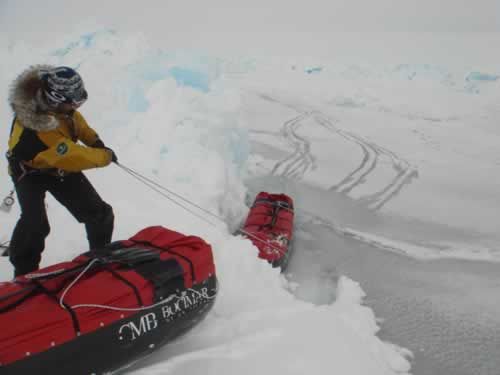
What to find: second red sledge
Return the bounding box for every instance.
[241,192,294,269]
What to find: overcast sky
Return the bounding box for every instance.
[1,0,499,37]
[1,0,499,63]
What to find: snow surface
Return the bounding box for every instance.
[1,1,499,374]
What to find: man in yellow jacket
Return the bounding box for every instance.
[6,65,117,277]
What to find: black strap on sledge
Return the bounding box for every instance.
[31,279,82,336]
[130,240,196,284]
[252,198,293,231]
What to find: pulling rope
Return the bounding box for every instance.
[116,163,217,227]
[115,162,291,257]
[118,163,227,224]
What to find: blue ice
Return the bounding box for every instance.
[127,87,150,112]
[169,66,210,92]
[305,67,323,74]
[51,30,115,57]
[465,72,499,82]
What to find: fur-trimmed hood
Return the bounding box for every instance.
[8,64,60,131]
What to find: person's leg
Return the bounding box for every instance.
[9,176,50,276]
[48,173,114,249]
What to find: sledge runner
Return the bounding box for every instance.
[5,65,117,277]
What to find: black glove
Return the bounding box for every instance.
[91,139,106,148]
[105,147,118,163]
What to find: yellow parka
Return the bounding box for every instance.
[7,65,112,176]
[8,111,112,173]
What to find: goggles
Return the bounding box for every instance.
[44,88,88,109]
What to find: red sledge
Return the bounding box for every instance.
[240,192,294,269]
[0,226,217,375]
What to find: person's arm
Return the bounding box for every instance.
[35,132,112,172]
[73,111,118,162]
[73,111,102,147]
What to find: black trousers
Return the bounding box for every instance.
[9,172,114,276]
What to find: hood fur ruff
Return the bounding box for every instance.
[8,64,60,132]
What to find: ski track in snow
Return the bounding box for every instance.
[257,93,418,211]
[316,114,419,210]
[271,112,316,181]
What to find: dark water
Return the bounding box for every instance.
[248,177,500,375]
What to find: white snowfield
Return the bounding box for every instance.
[1,2,499,374]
